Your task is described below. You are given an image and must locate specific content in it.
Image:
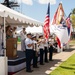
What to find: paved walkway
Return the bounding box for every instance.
[14,46,75,75]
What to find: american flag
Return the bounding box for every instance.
[43,3,50,40]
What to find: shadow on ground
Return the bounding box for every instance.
[70,64,75,66]
[64,49,75,52]
[60,66,75,70]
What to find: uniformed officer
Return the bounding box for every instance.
[49,36,54,61]
[20,28,26,51]
[25,33,34,72]
[44,39,49,63]
[32,35,39,68]
[39,35,45,65]
[53,39,58,52]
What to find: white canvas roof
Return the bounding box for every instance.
[0,4,43,27]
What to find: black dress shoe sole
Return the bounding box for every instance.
[45,61,49,63]
[26,70,33,73]
[49,60,54,61]
[33,66,39,68]
[40,64,44,65]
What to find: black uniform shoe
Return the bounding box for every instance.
[45,61,49,63]
[49,59,54,61]
[33,66,39,68]
[40,63,45,65]
[26,70,34,73]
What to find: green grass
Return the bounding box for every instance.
[50,54,75,75]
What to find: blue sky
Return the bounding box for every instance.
[0,0,75,23]
[20,0,75,22]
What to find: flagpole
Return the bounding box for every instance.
[48,1,50,52]
[49,2,51,35]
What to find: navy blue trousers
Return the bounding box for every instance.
[49,46,54,60]
[33,51,38,67]
[44,47,48,62]
[40,49,44,64]
[26,49,33,71]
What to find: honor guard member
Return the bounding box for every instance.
[32,35,39,68]
[44,39,49,63]
[49,36,54,61]
[20,28,26,51]
[39,35,45,65]
[53,37,58,52]
[25,33,34,72]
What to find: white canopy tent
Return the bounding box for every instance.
[0,4,43,27]
[0,4,43,75]
[0,3,43,48]
[26,26,43,33]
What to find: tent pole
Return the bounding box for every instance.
[3,11,7,75]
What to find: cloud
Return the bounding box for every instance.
[16,0,33,5]
[38,0,56,5]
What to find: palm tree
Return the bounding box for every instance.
[1,0,19,8]
[72,8,75,14]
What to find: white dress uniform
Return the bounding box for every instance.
[49,38,54,46]
[20,31,26,51]
[39,39,44,50]
[25,37,33,72]
[32,40,39,68]
[13,31,17,38]
[32,40,39,52]
[33,40,37,51]
[44,40,48,48]
[25,38,33,50]
[39,39,44,65]
[49,38,54,61]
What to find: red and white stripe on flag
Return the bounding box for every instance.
[43,3,50,40]
[43,15,50,39]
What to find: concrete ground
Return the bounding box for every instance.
[14,44,75,75]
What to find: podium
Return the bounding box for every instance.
[6,38,17,58]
